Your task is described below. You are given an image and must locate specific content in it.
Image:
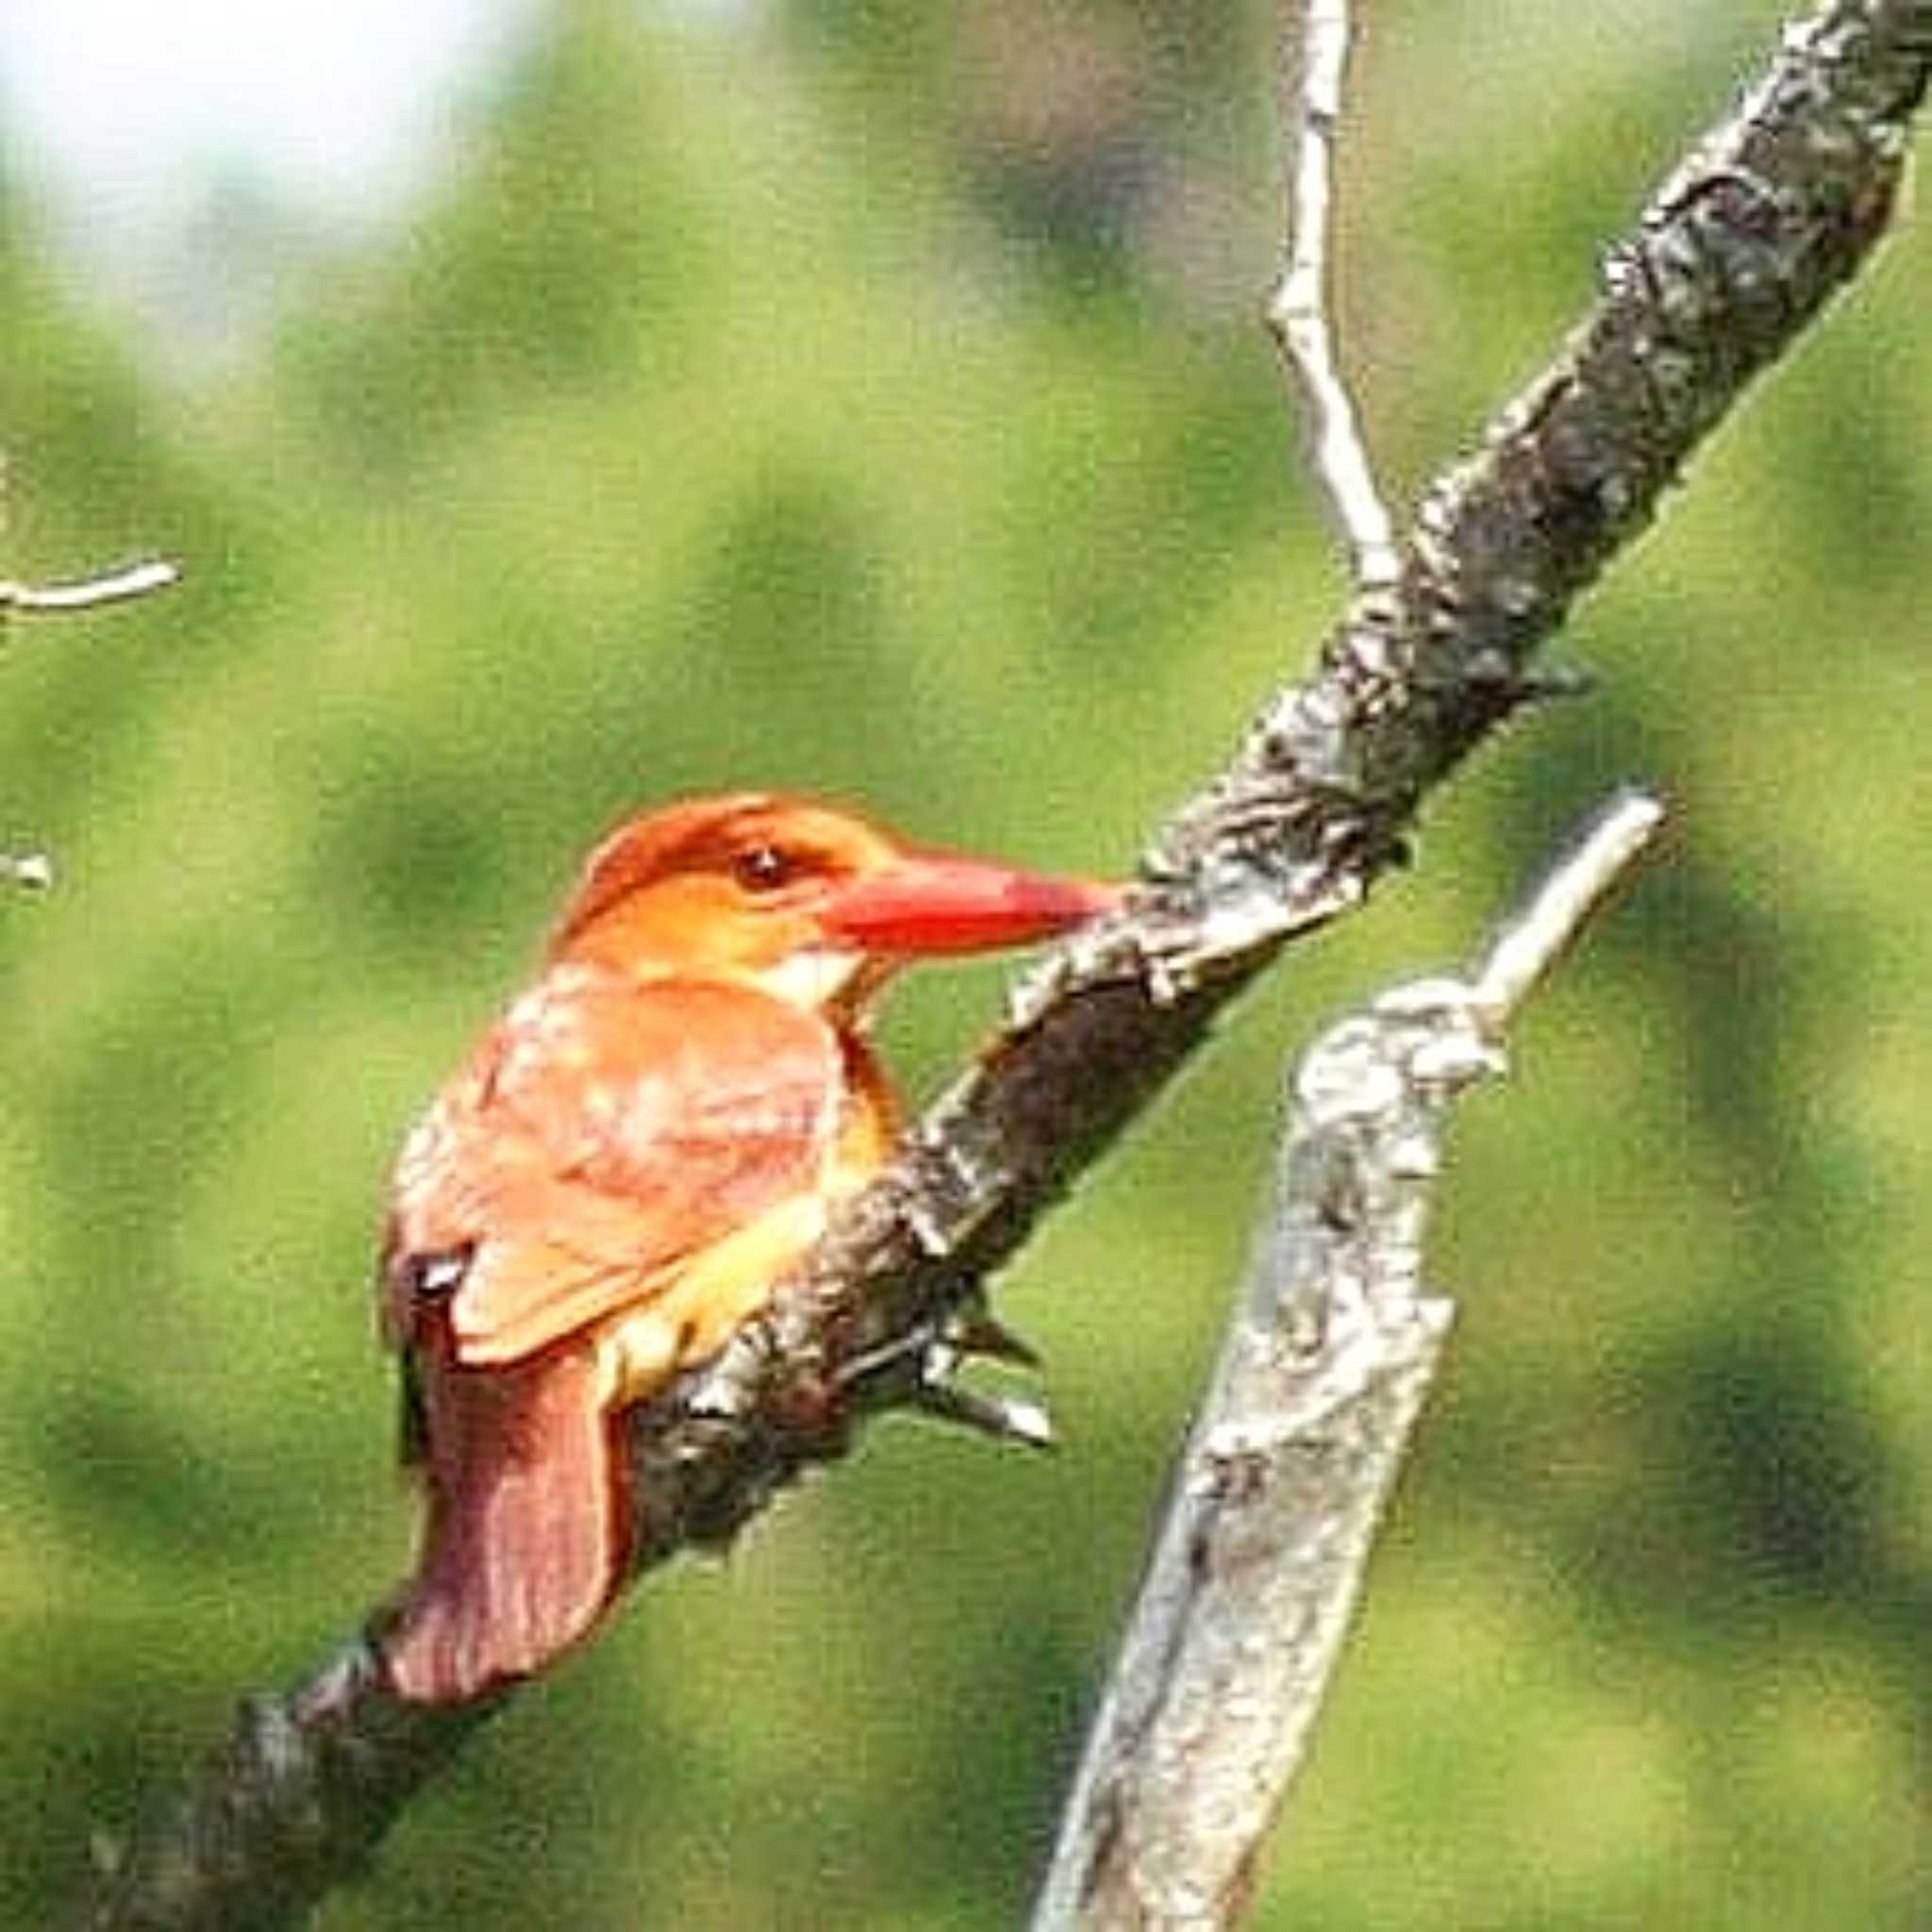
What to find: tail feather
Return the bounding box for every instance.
[384,1341,626,1703]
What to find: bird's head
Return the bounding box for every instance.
[549,792,1119,1010]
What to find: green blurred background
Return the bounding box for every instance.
[1,0,1924,1924]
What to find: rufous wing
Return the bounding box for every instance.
[385,973,847,1368]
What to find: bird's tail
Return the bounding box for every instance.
[382,1341,627,1703]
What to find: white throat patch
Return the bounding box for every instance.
[749,944,872,1013]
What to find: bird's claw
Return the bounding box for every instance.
[946,1305,1043,1370]
[908,1373,1057,1452]
[831,1294,1056,1450]
[909,1295,1055,1450]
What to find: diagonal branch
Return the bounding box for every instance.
[78,3,1930,1924]
[636,0,1929,1572]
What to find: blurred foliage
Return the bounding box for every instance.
[0,0,1925,1924]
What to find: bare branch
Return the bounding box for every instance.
[1267,0,1399,587]
[77,3,1930,1923]
[1032,791,1665,1927]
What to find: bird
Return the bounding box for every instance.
[375,792,1118,1703]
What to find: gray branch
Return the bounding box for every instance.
[1033,792,1666,1929]
[78,3,1931,1924]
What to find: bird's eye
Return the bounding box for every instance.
[731,843,802,893]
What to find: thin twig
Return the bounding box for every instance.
[1,558,178,893]
[1471,790,1667,1022]
[1267,0,1399,588]
[0,558,180,619]
[1033,791,1666,1928]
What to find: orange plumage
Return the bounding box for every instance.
[378,793,1115,1702]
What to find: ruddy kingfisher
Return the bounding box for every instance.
[377,792,1118,1702]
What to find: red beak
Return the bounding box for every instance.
[816,847,1120,957]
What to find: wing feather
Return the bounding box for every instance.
[384,971,843,1368]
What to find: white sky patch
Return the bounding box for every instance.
[0,0,536,221]
[0,0,767,365]
[0,0,540,360]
